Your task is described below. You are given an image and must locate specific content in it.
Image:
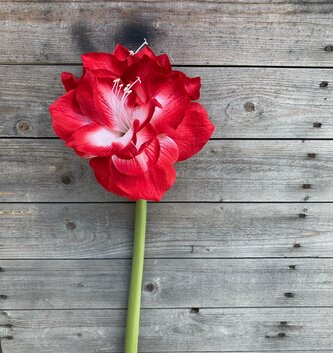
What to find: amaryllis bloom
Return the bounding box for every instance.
[49,41,214,201]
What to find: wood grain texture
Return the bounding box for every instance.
[1,2,333,66]
[0,203,331,259]
[1,65,333,138]
[1,139,332,202]
[1,308,333,352]
[0,258,332,309]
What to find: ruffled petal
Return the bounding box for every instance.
[112,138,160,176]
[81,53,125,76]
[90,155,176,201]
[168,102,214,161]
[147,73,189,133]
[175,71,201,100]
[67,122,121,157]
[61,72,80,92]
[49,90,91,141]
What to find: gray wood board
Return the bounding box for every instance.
[1,308,333,352]
[0,258,332,309]
[1,66,333,139]
[1,2,333,66]
[1,139,332,202]
[0,203,330,258]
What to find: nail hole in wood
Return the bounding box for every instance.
[302,184,311,189]
[66,222,76,231]
[288,265,296,270]
[293,243,301,248]
[190,307,200,314]
[0,295,8,300]
[313,122,322,128]
[325,45,333,52]
[284,292,295,298]
[307,153,316,158]
[320,81,329,88]
[298,213,306,218]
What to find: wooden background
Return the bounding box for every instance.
[1,1,333,352]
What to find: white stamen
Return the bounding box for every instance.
[110,77,142,131]
[129,38,148,55]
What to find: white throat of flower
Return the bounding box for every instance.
[111,77,141,132]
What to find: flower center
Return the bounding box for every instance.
[111,77,141,133]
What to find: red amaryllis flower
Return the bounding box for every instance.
[49,41,214,201]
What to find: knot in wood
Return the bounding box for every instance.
[61,174,74,186]
[244,101,255,112]
[16,120,32,133]
[145,282,157,293]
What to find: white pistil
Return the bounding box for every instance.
[129,38,148,55]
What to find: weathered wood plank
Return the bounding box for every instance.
[1,65,333,138]
[1,2,333,66]
[0,203,331,258]
[0,258,332,309]
[1,139,332,202]
[1,308,333,352]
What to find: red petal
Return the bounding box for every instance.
[67,122,121,157]
[126,99,156,128]
[123,56,169,83]
[175,71,201,100]
[113,44,130,60]
[81,53,125,77]
[157,135,179,166]
[133,46,156,60]
[76,71,106,126]
[112,138,160,176]
[168,102,214,161]
[156,54,172,71]
[90,155,176,201]
[61,72,80,92]
[147,73,189,133]
[89,157,131,199]
[48,90,91,141]
[112,120,140,159]
[136,123,157,151]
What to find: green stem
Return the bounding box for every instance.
[124,199,147,353]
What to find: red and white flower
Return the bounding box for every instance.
[49,41,214,201]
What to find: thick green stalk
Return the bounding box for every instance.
[124,199,147,353]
